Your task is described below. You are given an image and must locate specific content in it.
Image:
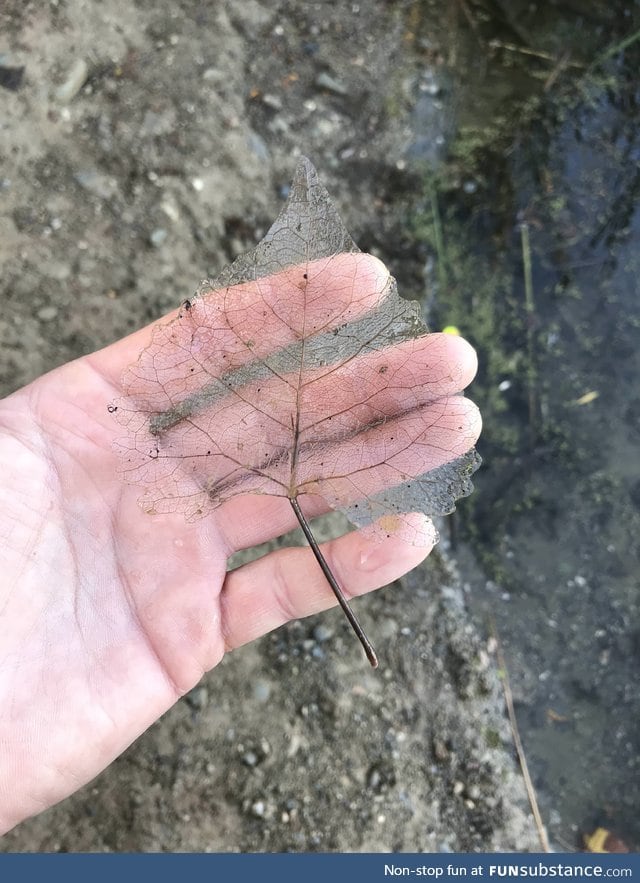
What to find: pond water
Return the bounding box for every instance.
[401,0,640,850]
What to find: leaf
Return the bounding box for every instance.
[110,157,481,664]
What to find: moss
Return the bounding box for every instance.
[484,728,503,750]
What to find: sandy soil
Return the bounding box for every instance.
[0,0,538,852]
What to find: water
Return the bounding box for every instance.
[401,0,640,850]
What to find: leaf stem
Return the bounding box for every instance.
[289,496,379,668]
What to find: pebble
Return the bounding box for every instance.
[55,58,88,103]
[37,305,58,322]
[160,198,180,222]
[246,130,269,162]
[74,170,118,200]
[185,685,209,710]
[250,800,265,817]
[262,93,282,110]
[242,751,259,768]
[149,228,168,248]
[367,768,381,790]
[313,623,334,644]
[252,679,271,703]
[315,71,348,96]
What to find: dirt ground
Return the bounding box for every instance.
[0,0,539,852]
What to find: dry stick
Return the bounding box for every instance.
[492,621,550,852]
[520,222,538,446]
[488,39,584,68]
[289,496,379,668]
[590,25,640,70]
[429,181,448,293]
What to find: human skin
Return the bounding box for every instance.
[0,257,480,834]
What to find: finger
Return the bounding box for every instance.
[86,252,388,389]
[219,512,438,652]
[299,395,482,504]
[214,492,331,555]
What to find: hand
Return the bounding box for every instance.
[0,262,479,834]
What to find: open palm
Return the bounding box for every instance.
[0,258,479,834]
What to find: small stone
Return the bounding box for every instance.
[453,780,465,796]
[242,751,259,768]
[315,71,349,96]
[252,679,271,703]
[37,306,58,322]
[367,768,381,790]
[262,93,282,110]
[160,198,180,222]
[55,58,88,103]
[74,170,118,200]
[149,228,168,248]
[185,685,209,710]
[251,800,265,817]
[246,130,269,162]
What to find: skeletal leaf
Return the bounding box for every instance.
[110,157,481,664]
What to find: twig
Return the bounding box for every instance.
[429,181,448,292]
[488,39,584,68]
[590,26,640,70]
[520,222,538,446]
[492,621,551,852]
